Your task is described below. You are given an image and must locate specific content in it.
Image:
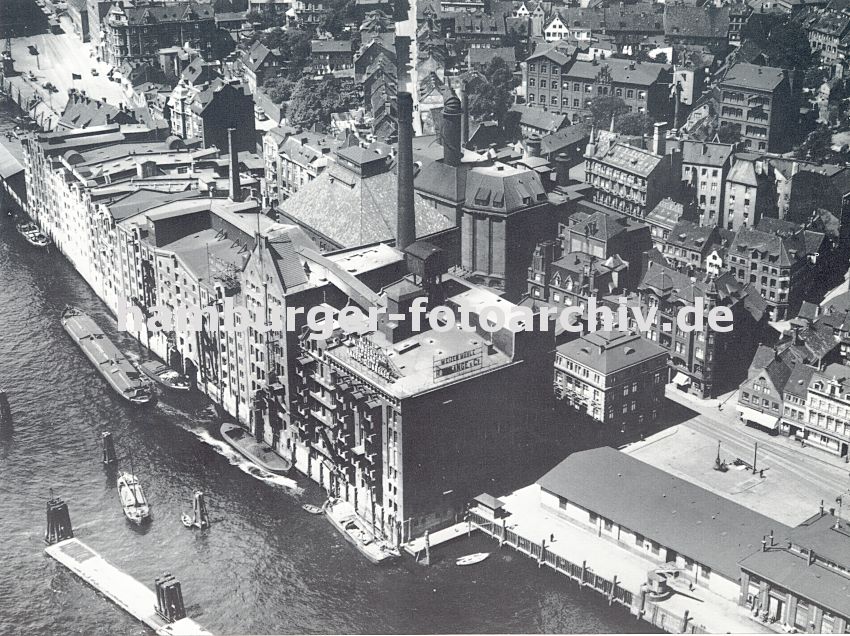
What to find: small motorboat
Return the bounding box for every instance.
[117,472,151,525]
[325,497,400,565]
[302,504,324,515]
[181,513,194,528]
[456,552,490,566]
[23,231,50,248]
[138,360,190,392]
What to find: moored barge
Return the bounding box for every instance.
[61,306,154,405]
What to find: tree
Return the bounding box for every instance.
[286,77,361,129]
[741,14,814,69]
[614,112,653,136]
[260,28,313,80]
[263,75,296,104]
[796,125,835,161]
[589,96,628,129]
[467,57,517,124]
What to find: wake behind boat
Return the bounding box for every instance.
[117,472,150,524]
[61,306,154,405]
[220,423,291,475]
[324,498,400,565]
[138,359,190,392]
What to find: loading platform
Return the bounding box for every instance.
[403,520,475,557]
[44,538,211,636]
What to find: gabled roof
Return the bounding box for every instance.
[681,140,734,167]
[540,122,591,155]
[666,220,719,253]
[509,104,569,133]
[664,5,730,40]
[646,198,685,230]
[538,447,791,580]
[120,1,214,25]
[721,63,786,92]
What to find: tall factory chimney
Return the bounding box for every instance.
[459,81,469,146]
[442,90,462,167]
[396,92,416,251]
[228,128,242,202]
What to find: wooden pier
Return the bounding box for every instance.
[44,538,212,636]
[403,521,473,557]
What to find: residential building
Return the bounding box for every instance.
[723,155,776,231]
[263,129,342,204]
[584,125,681,221]
[311,40,355,76]
[509,104,569,138]
[736,344,795,432]
[663,5,731,48]
[554,331,668,427]
[636,261,767,397]
[804,363,850,457]
[646,198,687,251]
[102,2,217,67]
[739,511,850,630]
[662,220,724,275]
[728,224,822,321]
[717,63,796,153]
[86,0,114,49]
[802,9,850,72]
[68,0,90,42]
[681,139,734,228]
[240,41,284,95]
[524,54,672,123]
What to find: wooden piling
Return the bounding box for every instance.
[0,391,12,429]
[44,496,73,545]
[101,431,117,465]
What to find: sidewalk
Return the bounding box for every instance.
[496,485,773,635]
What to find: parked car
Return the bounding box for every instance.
[28,45,38,55]
[91,68,98,76]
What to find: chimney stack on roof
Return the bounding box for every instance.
[525,134,542,159]
[228,127,242,203]
[459,80,469,146]
[652,121,667,156]
[442,90,462,167]
[396,92,416,251]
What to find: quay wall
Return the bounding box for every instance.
[468,511,707,635]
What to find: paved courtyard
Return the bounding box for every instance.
[624,387,850,527]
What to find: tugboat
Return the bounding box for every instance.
[220,423,291,475]
[324,497,400,565]
[61,306,154,405]
[117,471,151,524]
[138,359,190,392]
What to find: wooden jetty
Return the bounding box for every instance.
[403,521,473,558]
[44,538,212,636]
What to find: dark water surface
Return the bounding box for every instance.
[0,103,648,635]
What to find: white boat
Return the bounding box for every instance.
[117,472,150,524]
[456,552,490,566]
[302,503,324,515]
[324,498,400,565]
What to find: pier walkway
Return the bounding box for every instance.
[45,538,211,636]
[403,521,473,557]
[470,485,773,635]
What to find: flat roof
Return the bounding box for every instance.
[537,447,791,579]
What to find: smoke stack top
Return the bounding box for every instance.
[228,128,242,203]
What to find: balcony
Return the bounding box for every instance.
[309,390,336,410]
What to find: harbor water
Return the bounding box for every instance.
[0,103,651,635]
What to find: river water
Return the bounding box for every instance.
[0,102,649,635]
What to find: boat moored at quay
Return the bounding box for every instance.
[61,306,154,405]
[324,497,401,565]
